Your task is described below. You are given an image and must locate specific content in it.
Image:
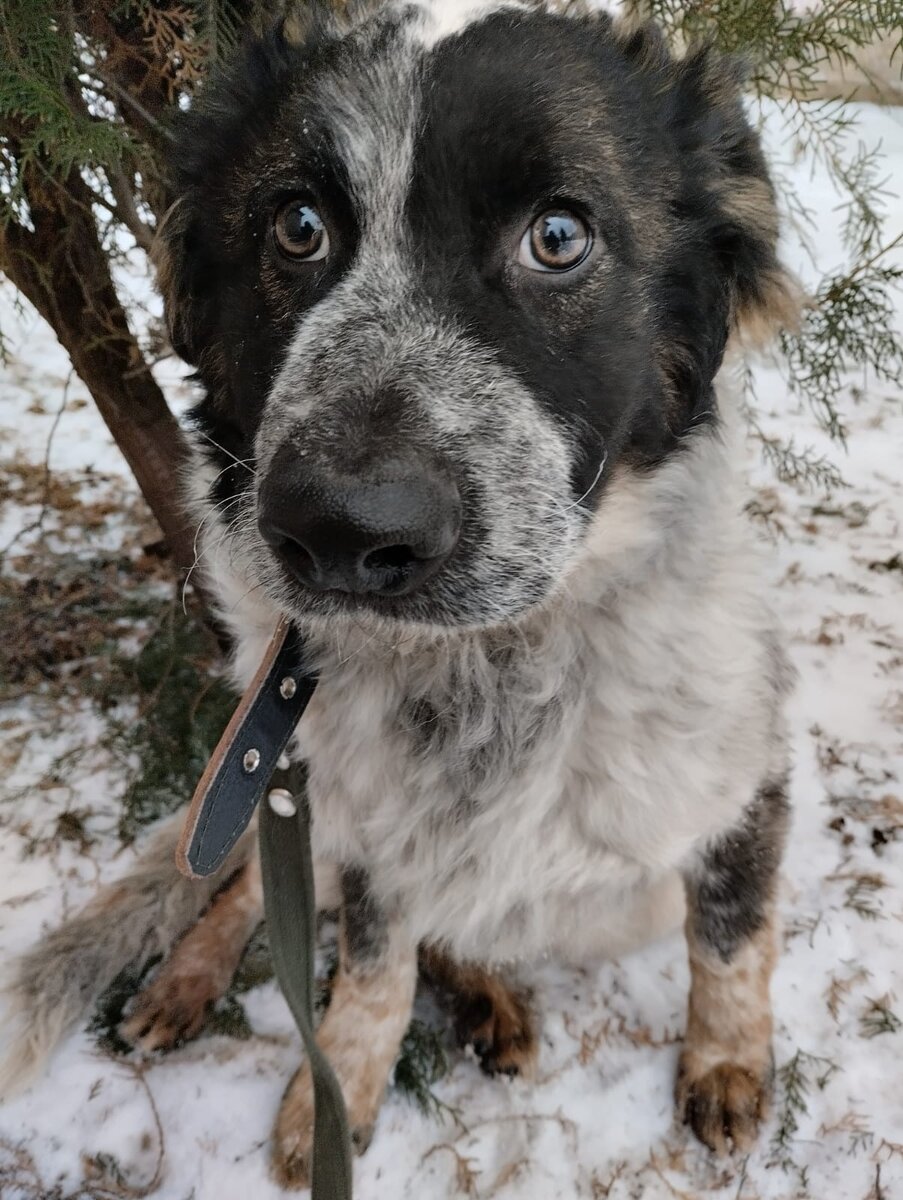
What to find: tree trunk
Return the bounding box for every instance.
[1,167,198,576]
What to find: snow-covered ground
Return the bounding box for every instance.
[0,99,902,1200]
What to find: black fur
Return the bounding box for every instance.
[688,779,790,963]
[341,865,389,966]
[162,7,783,501]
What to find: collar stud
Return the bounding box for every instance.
[268,787,297,817]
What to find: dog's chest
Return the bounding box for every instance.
[298,590,768,964]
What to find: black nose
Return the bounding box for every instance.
[258,447,462,597]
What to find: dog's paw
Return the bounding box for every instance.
[676,1056,769,1156]
[272,1066,374,1190]
[120,968,216,1052]
[455,987,537,1079]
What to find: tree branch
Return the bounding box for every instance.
[106,164,156,252]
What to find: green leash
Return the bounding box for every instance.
[259,766,353,1200]
[180,620,352,1198]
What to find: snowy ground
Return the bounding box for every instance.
[1,101,902,1200]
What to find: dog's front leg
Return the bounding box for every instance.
[677,779,789,1155]
[121,856,265,1051]
[273,867,417,1190]
[420,944,538,1078]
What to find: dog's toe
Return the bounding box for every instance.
[273,1143,312,1191]
[120,973,215,1052]
[273,1072,314,1189]
[273,1066,375,1189]
[455,988,537,1079]
[677,1058,768,1156]
[351,1122,375,1154]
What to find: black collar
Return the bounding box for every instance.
[177,618,318,878]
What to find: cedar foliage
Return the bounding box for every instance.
[1,0,902,538]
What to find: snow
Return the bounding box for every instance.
[1,98,902,1200]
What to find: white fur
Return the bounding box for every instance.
[411,0,528,47]
[201,373,787,967]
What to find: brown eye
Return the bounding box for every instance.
[519,209,592,272]
[274,200,329,260]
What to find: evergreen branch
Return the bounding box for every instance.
[833,230,903,291]
[106,164,156,251]
[89,69,177,145]
[859,996,903,1039]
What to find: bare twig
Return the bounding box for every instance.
[91,70,177,145]
[0,368,73,558]
[106,166,156,252]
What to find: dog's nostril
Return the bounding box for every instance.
[363,544,418,574]
[277,536,317,577]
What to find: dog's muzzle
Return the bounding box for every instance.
[258,445,462,598]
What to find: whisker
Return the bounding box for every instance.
[181,497,249,611]
[562,450,608,513]
[226,579,269,615]
[194,429,256,472]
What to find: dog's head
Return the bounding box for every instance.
[163,0,790,630]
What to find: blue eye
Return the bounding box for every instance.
[274,201,330,260]
[519,209,592,272]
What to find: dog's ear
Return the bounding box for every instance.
[153,197,205,368]
[282,0,342,45]
[600,23,800,424]
[664,42,798,338]
[620,25,799,340]
[154,25,309,371]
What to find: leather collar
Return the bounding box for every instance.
[177,618,318,878]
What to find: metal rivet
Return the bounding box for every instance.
[280,676,297,700]
[242,748,261,774]
[268,787,297,818]
[277,753,290,771]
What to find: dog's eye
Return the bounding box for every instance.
[519,210,591,272]
[274,201,330,260]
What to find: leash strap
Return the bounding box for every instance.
[259,765,353,1200]
[178,621,353,1197]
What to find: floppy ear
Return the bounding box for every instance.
[153,197,208,368]
[282,0,343,45]
[611,23,798,420]
[154,21,323,371]
[658,41,799,340]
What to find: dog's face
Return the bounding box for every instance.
[165,0,786,629]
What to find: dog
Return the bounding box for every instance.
[1,0,797,1187]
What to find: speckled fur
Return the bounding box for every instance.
[198,372,791,969]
